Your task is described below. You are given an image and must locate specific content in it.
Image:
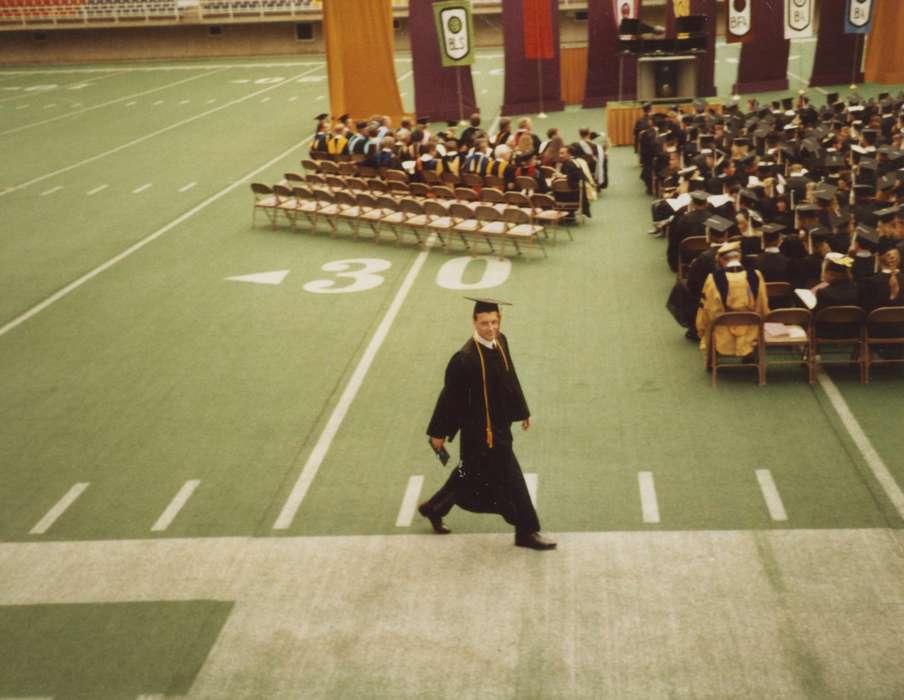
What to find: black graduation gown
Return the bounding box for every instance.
[425,335,539,533]
[815,281,861,339]
[755,251,794,284]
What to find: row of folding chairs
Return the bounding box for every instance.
[279,172,574,240]
[707,305,904,385]
[250,183,549,257]
[300,157,584,220]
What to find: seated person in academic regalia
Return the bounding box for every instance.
[874,205,900,255]
[755,224,794,285]
[512,153,548,193]
[812,253,860,338]
[326,123,349,157]
[667,190,711,272]
[372,136,403,171]
[347,121,370,157]
[413,143,444,182]
[695,241,770,362]
[794,225,833,288]
[487,144,517,189]
[553,145,593,220]
[850,223,880,283]
[464,138,493,175]
[859,249,904,312]
[736,209,763,257]
[459,113,482,150]
[685,215,737,334]
[311,113,330,155]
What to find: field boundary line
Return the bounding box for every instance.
[0,64,322,198]
[0,68,223,138]
[273,244,433,530]
[817,370,904,520]
[0,135,312,340]
[0,69,121,105]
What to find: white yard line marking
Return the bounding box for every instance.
[0,66,323,199]
[43,103,57,109]
[29,482,89,535]
[153,100,165,105]
[638,471,660,524]
[315,95,324,101]
[397,69,414,83]
[261,96,271,103]
[274,247,433,530]
[755,469,788,522]
[288,96,299,102]
[395,476,424,527]
[132,183,153,194]
[0,71,220,138]
[817,371,904,519]
[40,185,62,196]
[151,480,200,532]
[15,104,29,110]
[125,101,137,106]
[525,473,538,508]
[179,181,197,192]
[87,183,109,195]
[0,135,313,340]
[179,99,191,104]
[206,98,217,104]
[0,61,325,75]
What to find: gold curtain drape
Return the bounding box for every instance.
[324,0,406,123]
[864,0,904,84]
[560,46,588,105]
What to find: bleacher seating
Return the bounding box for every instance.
[0,0,177,24]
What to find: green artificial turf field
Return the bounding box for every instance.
[1,40,903,699]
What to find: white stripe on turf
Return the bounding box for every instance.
[178,181,197,192]
[395,476,425,527]
[755,469,788,522]
[29,482,89,535]
[0,70,220,139]
[151,480,200,532]
[132,183,152,194]
[0,134,312,340]
[0,65,322,198]
[273,246,432,530]
[638,471,660,524]
[525,472,538,508]
[86,183,108,195]
[40,185,61,196]
[817,370,904,520]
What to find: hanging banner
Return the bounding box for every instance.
[433,0,475,67]
[726,0,752,43]
[844,0,873,34]
[523,0,554,59]
[612,0,640,30]
[672,0,690,18]
[784,0,814,40]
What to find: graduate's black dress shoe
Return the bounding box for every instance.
[418,504,451,535]
[515,532,557,550]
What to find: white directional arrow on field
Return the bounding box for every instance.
[226,270,289,286]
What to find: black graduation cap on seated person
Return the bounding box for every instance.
[466,297,512,316]
[852,183,874,197]
[874,204,899,222]
[762,222,787,237]
[877,174,897,192]
[854,224,880,249]
[796,202,821,215]
[807,225,832,241]
[704,214,735,234]
[336,113,350,123]
[690,190,710,204]
[417,116,431,126]
[315,113,329,121]
[813,186,837,204]
[739,188,760,205]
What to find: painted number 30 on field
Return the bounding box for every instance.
[302,256,511,294]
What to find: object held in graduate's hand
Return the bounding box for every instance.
[429,439,450,466]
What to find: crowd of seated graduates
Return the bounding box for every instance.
[308,111,607,221]
[635,92,904,365]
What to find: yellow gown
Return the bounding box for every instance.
[696,268,770,360]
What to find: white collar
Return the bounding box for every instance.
[474,332,496,350]
[764,246,780,253]
[855,250,873,257]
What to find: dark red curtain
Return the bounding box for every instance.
[409,0,478,122]
[501,0,564,115]
[810,0,865,87]
[732,0,789,94]
[582,0,639,106]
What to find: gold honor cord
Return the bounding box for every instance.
[474,338,511,449]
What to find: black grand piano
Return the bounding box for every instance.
[617,15,709,102]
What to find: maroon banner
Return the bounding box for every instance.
[582,0,639,106]
[523,0,555,60]
[410,0,478,123]
[810,0,865,87]
[501,0,564,115]
[732,0,789,94]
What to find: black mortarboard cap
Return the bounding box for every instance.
[417,116,430,125]
[807,225,832,241]
[336,113,349,122]
[855,224,880,248]
[315,113,329,121]
[690,190,710,203]
[782,97,794,110]
[853,183,874,196]
[446,120,458,128]
[877,174,897,192]
[739,188,760,204]
[813,187,837,203]
[875,205,898,222]
[826,92,839,105]
[705,215,735,234]
[796,203,821,214]
[466,297,511,315]
[762,223,786,236]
